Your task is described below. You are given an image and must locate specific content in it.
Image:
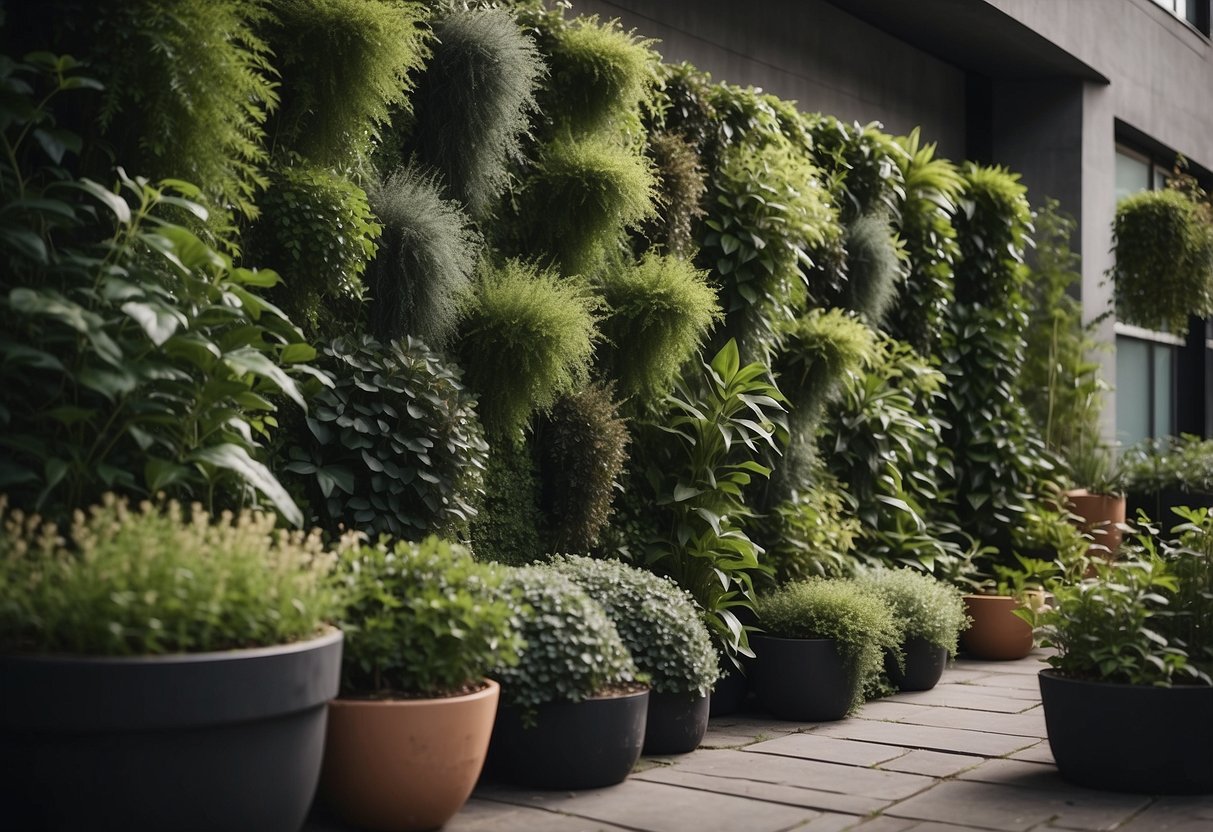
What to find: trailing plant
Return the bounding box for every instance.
[285,335,489,541]
[0,495,341,655]
[552,555,719,696]
[649,62,721,167]
[535,385,629,553]
[489,564,642,710]
[456,259,598,436]
[885,129,962,355]
[755,578,900,712]
[518,133,655,275]
[365,166,479,348]
[628,340,787,666]
[333,536,522,697]
[1111,188,1213,333]
[702,138,841,360]
[267,0,429,166]
[406,6,543,221]
[246,159,381,338]
[597,253,721,402]
[835,212,904,326]
[0,58,318,522]
[854,567,970,656]
[643,130,708,257]
[469,436,544,566]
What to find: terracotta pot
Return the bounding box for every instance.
[320,679,499,832]
[960,595,1034,661]
[1065,488,1126,559]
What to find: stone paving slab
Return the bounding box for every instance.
[632,766,889,815]
[891,685,1039,713]
[876,749,983,778]
[745,733,907,767]
[1007,740,1055,765]
[808,718,1040,758]
[886,704,1047,738]
[445,799,636,832]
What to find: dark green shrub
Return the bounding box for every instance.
[267,0,429,166]
[1112,188,1213,332]
[0,60,315,523]
[407,7,543,221]
[366,166,479,348]
[0,495,340,655]
[521,134,655,275]
[456,259,598,436]
[489,564,642,709]
[836,212,904,326]
[536,385,629,553]
[285,335,489,541]
[854,568,970,656]
[246,160,382,338]
[470,436,544,566]
[333,537,522,696]
[885,129,962,355]
[644,130,708,257]
[552,555,719,696]
[756,578,899,712]
[597,253,720,402]
[1121,435,1213,497]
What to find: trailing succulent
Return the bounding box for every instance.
[553,554,720,697]
[489,564,642,710]
[286,335,488,541]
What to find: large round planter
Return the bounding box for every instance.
[1065,489,1126,559]
[885,636,948,692]
[960,595,1034,661]
[1039,670,1213,794]
[487,688,649,789]
[643,691,710,755]
[708,665,749,716]
[751,635,855,722]
[0,628,342,832]
[320,680,499,831]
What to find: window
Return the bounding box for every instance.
[1150,0,1211,33]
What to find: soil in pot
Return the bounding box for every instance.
[643,691,710,755]
[960,595,1034,661]
[1039,670,1213,794]
[486,687,649,789]
[751,635,855,721]
[885,636,948,692]
[1065,489,1126,560]
[320,679,499,832]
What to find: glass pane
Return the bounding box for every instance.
[1116,151,1150,201]
[1153,166,1170,191]
[1117,337,1151,444]
[1153,346,1174,437]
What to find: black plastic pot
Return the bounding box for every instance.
[487,688,649,789]
[885,636,948,692]
[0,628,343,832]
[643,691,710,755]
[708,665,749,716]
[751,635,855,722]
[1039,670,1213,794]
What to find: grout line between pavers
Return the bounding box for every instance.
[469,793,654,832]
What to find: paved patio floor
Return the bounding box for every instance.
[309,651,1213,832]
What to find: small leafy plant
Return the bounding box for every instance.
[489,564,642,710]
[333,536,523,697]
[0,495,341,656]
[756,578,900,712]
[552,555,719,697]
[854,568,970,657]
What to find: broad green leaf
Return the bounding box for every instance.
[121,300,183,346]
[223,347,305,409]
[77,178,131,224]
[190,443,302,527]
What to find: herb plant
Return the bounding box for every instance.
[552,555,719,697]
[333,536,523,697]
[0,495,341,656]
[854,568,970,656]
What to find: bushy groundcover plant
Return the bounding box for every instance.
[854,568,970,657]
[0,495,341,655]
[756,578,899,712]
[553,555,719,696]
[333,536,522,697]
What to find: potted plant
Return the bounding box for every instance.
[1121,435,1213,533]
[486,564,649,789]
[959,551,1057,661]
[318,537,522,832]
[854,568,971,692]
[1063,442,1126,561]
[752,578,899,721]
[1023,508,1213,794]
[0,496,343,832]
[552,555,720,754]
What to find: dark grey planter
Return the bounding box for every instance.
[1039,670,1213,794]
[643,691,710,754]
[708,665,749,716]
[0,628,343,832]
[885,636,949,692]
[487,689,649,789]
[751,635,855,722]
